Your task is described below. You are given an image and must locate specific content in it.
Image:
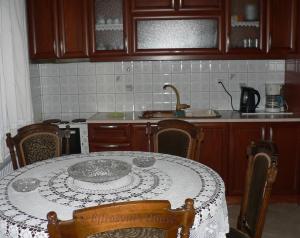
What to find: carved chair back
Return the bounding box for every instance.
[237,141,278,238]
[150,119,204,161]
[6,123,63,170]
[47,199,195,238]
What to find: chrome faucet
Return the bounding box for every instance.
[163,84,190,111]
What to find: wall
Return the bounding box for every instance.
[30,60,285,121]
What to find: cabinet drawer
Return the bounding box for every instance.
[179,0,222,11]
[88,124,131,143]
[89,142,131,152]
[131,0,175,12]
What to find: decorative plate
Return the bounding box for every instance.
[68,159,132,183]
[133,156,156,168]
[11,178,40,192]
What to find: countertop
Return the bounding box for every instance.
[87,110,300,123]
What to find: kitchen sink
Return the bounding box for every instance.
[139,109,221,119]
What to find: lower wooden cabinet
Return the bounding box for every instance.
[194,123,228,188]
[88,121,300,201]
[228,122,300,201]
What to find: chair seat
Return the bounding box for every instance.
[226,227,251,238]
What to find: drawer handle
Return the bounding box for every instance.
[99,125,119,129]
[98,143,130,148]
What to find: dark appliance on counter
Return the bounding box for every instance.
[43,119,85,154]
[240,86,261,113]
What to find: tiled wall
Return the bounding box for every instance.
[30,60,285,121]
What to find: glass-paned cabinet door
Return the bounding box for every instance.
[92,0,126,53]
[229,0,262,50]
[136,18,219,51]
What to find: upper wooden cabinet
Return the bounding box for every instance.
[226,0,266,53]
[266,0,297,54]
[27,0,89,60]
[131,0,222,12]
[88,0,129,57]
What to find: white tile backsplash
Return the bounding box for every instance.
[30,60,286,120]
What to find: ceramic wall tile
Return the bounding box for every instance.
[115,75,134,93]
[152,61,172,74]
[134,74,153,93]
[78,75,97,94]
[41,77,60,95]
[191,73,210,92]
[40,64,59,77]
[61,113,80,121]
[97,94,116,112]
[59,63,77,76]
[78,62,96,76]
[96,75,115,93]
[96,62,115,75]
[210,73,229,92]
[133,61,153,74]
[60,76,78,94]
[61,95,79,113]
[79,94,97,113]
[134,93,153,111]
[32,60,286,120]
[116,94,134,111]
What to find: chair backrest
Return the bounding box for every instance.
[151,119,204,161]
[237,140,278,238]
[6,123,62,170]
[47,199,195,238]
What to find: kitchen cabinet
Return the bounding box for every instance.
[131,0,224,56]
[226,0,266,53]
[27,0,89,60]
[228,122,300,200]
[88,0,129,57]
[131,0,222,12]
[194,123,229,187]
[266,0,297,54]
[88,123,131,151]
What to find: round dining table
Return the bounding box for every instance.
[0,151,229,238]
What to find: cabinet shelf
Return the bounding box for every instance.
[96,24,123,31]
[231,21,259,28]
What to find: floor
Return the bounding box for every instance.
[227,204,300,238]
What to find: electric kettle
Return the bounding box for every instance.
[240,86,260,113]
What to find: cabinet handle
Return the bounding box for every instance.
[269,34,272,50]
[261,127,265,140]
[124,35,128,53]
[269,127,273,141]
[146,122,152,152]
[97,143,130,148]
[53,41,57,56]
[98,125,118,129]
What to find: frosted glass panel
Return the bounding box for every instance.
[94,0,124,51]
[137,19,218,49]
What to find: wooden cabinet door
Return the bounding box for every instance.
[178,0,222,11]
[267,0,297,54]
[57,0,89,58]
[268,122,300,196]
[27,0,59,59]
[194,123,228,187]
[228,122,265,195]
[131,124,149,151]
[131,0,175,12]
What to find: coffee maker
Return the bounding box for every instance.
[240,86,261,113]
[265,84,285,112]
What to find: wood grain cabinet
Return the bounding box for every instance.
[228,122,300,201]
[27,0,89,60]
[194,123,229,188]
[266,0,297,54]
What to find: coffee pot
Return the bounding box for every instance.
[240,86,261,113]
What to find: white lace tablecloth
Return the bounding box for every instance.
[0,151,229,238]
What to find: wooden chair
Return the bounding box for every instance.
[47,198,195,238]
[6,123,67,170]
[227,140,279,238]
[148,119,204,161]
